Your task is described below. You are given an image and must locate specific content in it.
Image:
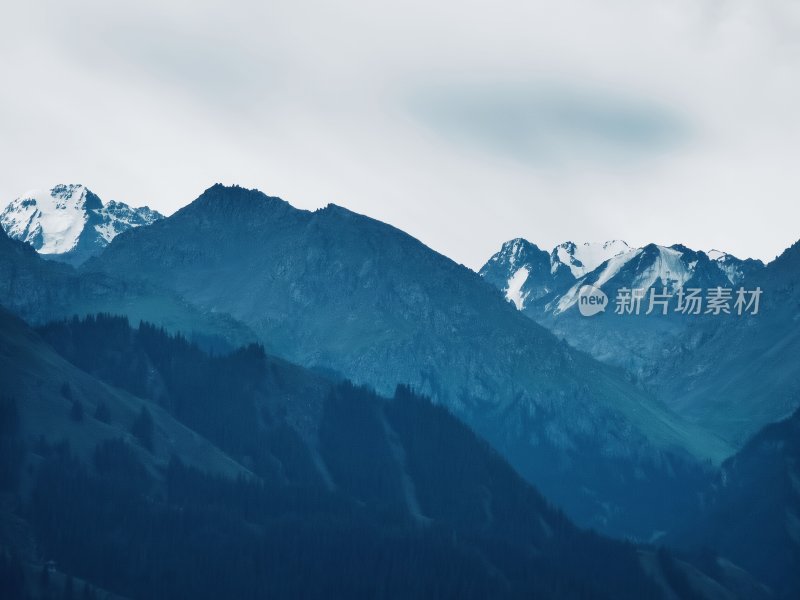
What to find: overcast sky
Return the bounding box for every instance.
[2,0,799,268]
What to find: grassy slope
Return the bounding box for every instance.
[0,308,249,479]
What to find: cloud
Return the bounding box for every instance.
[0,0,798,268]
[409,81,689,167]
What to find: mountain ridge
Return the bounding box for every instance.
[83,183,732,538]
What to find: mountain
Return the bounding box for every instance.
[479,238,572,309]
[0,184,163,265]
[480,239,765,373]
[552,240,633,279]
[0,310,745,599]
[481,236,800,450]
[478,239,632,311]
[645,239,800,447]
[534,244,738,374]
[83,184,732,538]
[0,224,255,350]
[706,250,765,286]
[669,405,800,599]
[481,239,764,318]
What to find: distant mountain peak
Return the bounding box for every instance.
[0,184,163,265]
[318,203,358,217]
[703,248,764,285]
[706,248,727,261]
[552,240,632,278]
[480,238,769,317]
[197,183,283,200]
[187,184,292,220]
[480,238,561,309]
[495,238,545,266]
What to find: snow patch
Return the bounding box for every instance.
[594,248,642,288]
[554,249,641,313]
[1,185,89,254]
[554,281,583,314]
[553,240,631,278]
[631,246,694,290]
[505,267,530,310]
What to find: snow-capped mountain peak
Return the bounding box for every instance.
[551,240,632,278]
[704,249,762,285]
[479,238,559,310]
[1,184,95,254]
[630,244,695,291]
[95,199,164,243]
[487,238,543,267]
[706,249,727,261]
[480,238,766,315]
[0,184,163,264]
